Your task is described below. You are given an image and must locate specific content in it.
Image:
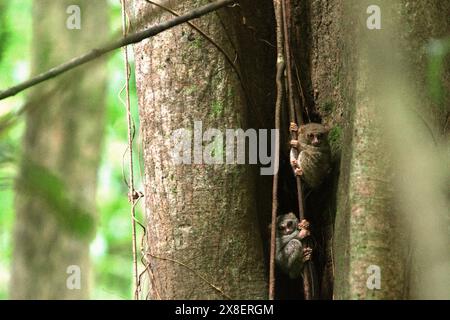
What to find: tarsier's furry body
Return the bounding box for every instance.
[290,123,331,189]
[275,213,311,279]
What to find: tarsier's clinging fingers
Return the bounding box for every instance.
[302,247,313,262]
[297,219,312,262]
[294,167,303,176]
[297,219,310,239]
[289,122,299,133]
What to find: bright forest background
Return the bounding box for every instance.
[0,0,142,299]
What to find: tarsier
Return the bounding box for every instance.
[290,122,331,189]
[275,213,312,279]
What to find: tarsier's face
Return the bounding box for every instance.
[300,123,328,147]
[277,213,298,236]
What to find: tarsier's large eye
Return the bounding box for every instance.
[287,221,293,228]
[317,133,323,139]
[307,133,314,139]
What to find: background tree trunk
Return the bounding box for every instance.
[11,0,108,299]
[329,0,450,299]
[132,0,275,299]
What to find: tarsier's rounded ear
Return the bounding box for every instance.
[299,125,305,133]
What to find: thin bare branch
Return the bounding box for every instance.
[0,0,237,101]
[269,0,284,300]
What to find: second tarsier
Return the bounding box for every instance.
[275,213,312,279]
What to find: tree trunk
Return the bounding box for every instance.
[329,0,450,299]
[132,0,275,299]
[11,0,108,299]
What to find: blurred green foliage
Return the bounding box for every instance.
[0,3,9,64]
[0,0,143,300]
[18,160,96,240]
[0,0,32,300]
[426,38,450,105]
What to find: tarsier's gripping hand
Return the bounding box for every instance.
[289,123,303,176]
[290,122,299,133]
[290,146,299,170]
[290,149,302,176]
[297,219,310,239]
[294,167,303,176]
[298,219,312,262]
[290,123,299,150]
[290,140,299,149]
[291,157,297,166]
[292,150,306,176]
[302,247,313,262]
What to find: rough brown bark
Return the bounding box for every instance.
[11,0,108,299]
[133,0,275,299]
